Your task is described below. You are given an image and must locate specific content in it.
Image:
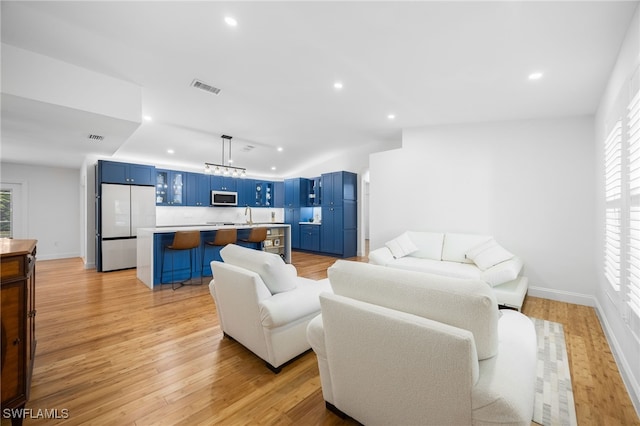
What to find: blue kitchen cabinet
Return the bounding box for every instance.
[210,175,237,192]
[321,206,344,255]
[321,171,357,207]
[308,176,322,206]
[99,160,155,186]
[237,178,254,207]
[285,207,301,249]
[273,182,284,208]
[252,181,274,207]
[186,172,210,206]
[300,224,320,252]
[284,178,309,208]
[320,171,357,257]
[284,178,309,248]
[156,169,185,206]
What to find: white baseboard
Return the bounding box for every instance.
[593,300,640,418]
[527,285,596,307]
[36,252,80,261]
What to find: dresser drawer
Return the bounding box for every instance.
[1,256,26,280]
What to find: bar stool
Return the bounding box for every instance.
[160,230,201,290]
[201,228,237,277]
[239,227,268,250]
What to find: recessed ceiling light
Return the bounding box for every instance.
[271,166,277,171]
[528,72,543,80]
[277,147,283,152]
[143,115,153,121]
[167,149,174,154]
[387,114,396,120]
[334,82,343,90]
[225,16,238,27]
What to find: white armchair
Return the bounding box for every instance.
[307,260,537,425]
[209,244,331,372]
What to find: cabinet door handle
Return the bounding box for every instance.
[13,338,21,346]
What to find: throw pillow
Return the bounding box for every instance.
[466,238,514,271]
[385,232,419,259]
[259,256,298,294]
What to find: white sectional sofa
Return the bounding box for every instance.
[369,231,529,310]
[307,260,537,425]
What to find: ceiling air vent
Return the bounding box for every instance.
[242,145,255,152]
[191,79,221,95]
[88,134,104,141]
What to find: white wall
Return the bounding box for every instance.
[0,162,81,260]
[370,116,596,304]
[594,3,640,414]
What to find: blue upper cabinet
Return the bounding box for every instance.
[321,171,357,206]
[210,175,237,192]
[156,169,185,206]
[98,160,155,186]
[308,177,322,206]
[237,178,254,207]
[284,178,309,208]
[273,182,284,208]
[186,172,210,206]
[253,181,274,207]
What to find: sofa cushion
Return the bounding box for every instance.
[442,233,492,263]
[328,260,499,360]
[220,244,297,294]
[385,232,418,258]
[406,232,444,260]
[472,310,537,423]
[466,238,514,271]
[391,257,482,281]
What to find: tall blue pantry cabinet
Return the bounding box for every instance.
[321,171,357,257]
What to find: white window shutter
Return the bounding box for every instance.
[627,88,640,317]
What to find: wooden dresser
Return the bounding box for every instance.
[1,239,37,425]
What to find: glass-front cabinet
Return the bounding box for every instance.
[156,170,185,205]
[253,181,274,207]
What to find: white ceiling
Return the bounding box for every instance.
[1,1,638,178]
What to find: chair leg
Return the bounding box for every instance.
[171,249,183,291]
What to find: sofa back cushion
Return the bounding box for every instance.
[328,260,499,360]
[442,233,492,263]
[406,232,444,260]
[220,244,297,294]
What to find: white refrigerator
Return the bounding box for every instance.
[99,184,156,271]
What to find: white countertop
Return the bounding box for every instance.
[138,223,290,233]
[299,222,321,225]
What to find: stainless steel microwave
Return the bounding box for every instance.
[211,190,238,206]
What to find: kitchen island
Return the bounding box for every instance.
[136,223,291,289]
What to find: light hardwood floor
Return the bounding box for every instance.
[7,250,639,425]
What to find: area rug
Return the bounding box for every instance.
[531,318,578,426]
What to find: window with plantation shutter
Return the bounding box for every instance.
[627,89,640,317]
[605,120,623,291]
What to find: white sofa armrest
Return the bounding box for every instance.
[259,278,330,328]
[368,246,395,265]
[319,292,478,425]
[481,256,523,287]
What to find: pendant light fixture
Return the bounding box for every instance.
[204,134,247,178]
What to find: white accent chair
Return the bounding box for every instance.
[209,244,331,372]
[307,260,537,425]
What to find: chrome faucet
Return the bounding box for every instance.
[245,205,253,224]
